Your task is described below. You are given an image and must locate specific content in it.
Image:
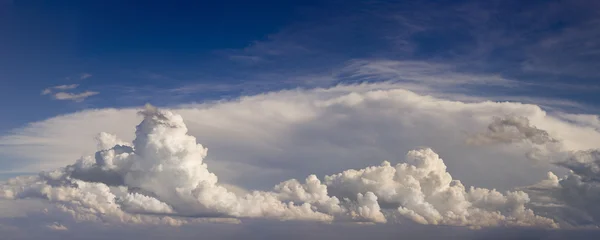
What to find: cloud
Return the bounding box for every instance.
[40,84,98,102]
[555,150,600,182]
[525,150,600,227]
[522,16,600,78]
[465,115,565,162]
[46,222,68,231]
[4,84,600,193]
[2,85,600,229]
[0,104,558,228]
[341,60,518,88]
[464,115,600,226]
[52,91,99,102]
[80,73,92,80]
[467,116,558,145]
[41,84,79,95]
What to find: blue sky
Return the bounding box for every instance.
[1,0,599,133]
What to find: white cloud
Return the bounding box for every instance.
[80,73,92,80]
[0,105,557,228]
[52,91,99,102]
[40,84,98,102]
[342,60,518,88]
[8,84,599,187]
[41,84,79,95]
[2,84,600,228]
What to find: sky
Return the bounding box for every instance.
[1,0,600,239]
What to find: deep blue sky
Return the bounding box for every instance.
[1,0,599,133]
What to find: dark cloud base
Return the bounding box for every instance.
[1,219,599,240]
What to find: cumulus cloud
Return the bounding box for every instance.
[41,84,99,102]
[466,115,566,162]
[0,105,558,228]
[523,149,600,227]
[467,116,600,227]
[3,85,600,229]
[467,116,558,146]
[12,85,600,190]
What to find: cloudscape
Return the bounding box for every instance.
[1,0,599,239]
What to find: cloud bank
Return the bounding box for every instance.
[2,85,600,231]
[0,104,559,229]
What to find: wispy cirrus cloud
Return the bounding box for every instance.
[340,60,518,87]
[41,84,98,102]
[212,0,600,110]
[80,73,92,80]
[52,91,99,102]
[41,84,79,95]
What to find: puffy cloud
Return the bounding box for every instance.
[466,115,564,162]
[467,116,558,146]
[3,85,600,229]
[556,150,600,182]
[8,85,600,191]
[526,150,600,226]
[0,105,558,229]
[1,106,334,224]
[324,148,556,228]
[467,116,600,226]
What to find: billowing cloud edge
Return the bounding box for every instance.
[0,104,562,229]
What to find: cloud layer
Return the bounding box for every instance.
[0,104,559,228]
[2,85,600,230]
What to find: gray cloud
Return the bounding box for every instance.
[556,150,600,182]
[467,116,558,146]
[524,150,600,227]
[2,85,600,231]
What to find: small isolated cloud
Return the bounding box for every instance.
[41,84,79,95]
[41,84,98,102]
[46,222,68,231]
[53,91,99,102]
[80,73,92,80]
